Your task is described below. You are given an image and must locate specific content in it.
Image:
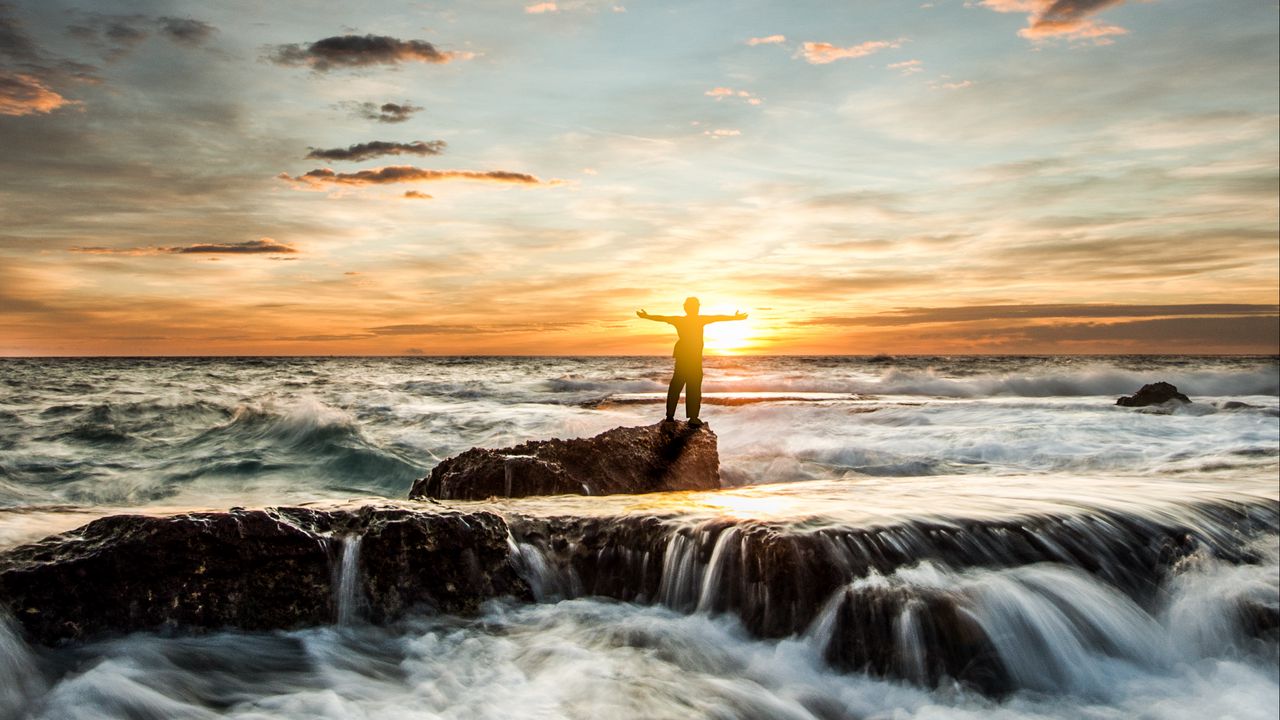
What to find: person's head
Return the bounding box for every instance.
[683,296,700,315]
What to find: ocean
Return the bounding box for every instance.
[1,355,1277,719]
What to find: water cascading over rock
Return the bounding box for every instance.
[1,497,1276,696]
[503,500,1280,694]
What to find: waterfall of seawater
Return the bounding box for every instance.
[0,613,45,718]
[505,501,1279,693]
[332,535,364,625]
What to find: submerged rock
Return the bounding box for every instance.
[0,507,528,645]
[1221,400,1262,410]
[1116,381,1192,407]
[410,422,720,500]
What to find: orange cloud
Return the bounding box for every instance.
[404,190,433,199]
[705,87,762,105]
[746,34,786,46]
[982,0,1131,44]
[0,72,76,116]
[798,39,902,65]
[525,2,558,13]
[280,166,548,186]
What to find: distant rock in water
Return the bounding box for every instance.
[410,422,720,500]
[0,507,528,645]
[1116,381,1192,407]
[1221,400,1262,410]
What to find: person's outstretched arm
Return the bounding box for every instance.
[636,309,677,323]
[701,310,748,323]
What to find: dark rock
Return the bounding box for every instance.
[1221,401,1261,410]
[820,582,1009,695]
[1116,381,1191,407]
[410,422,720,500]
[0,506,529,645]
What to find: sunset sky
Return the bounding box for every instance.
[1,0,1276,356]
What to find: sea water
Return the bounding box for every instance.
[0,355,1277,719]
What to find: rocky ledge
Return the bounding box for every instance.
[0,506,528,645]
[410,421,720,500]
[1,498,1276,696]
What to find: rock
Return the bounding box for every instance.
[1116,381,1191,407]
[1221,400,1261,410]
[410,422,720,500]
[0,506,529,645]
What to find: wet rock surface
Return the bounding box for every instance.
[0,506,528,645]
[410,422,720,500]
[2,497,1276,697]
[506,500,1279,693]
[1116,381,1192,406]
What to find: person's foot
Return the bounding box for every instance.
[688,418,704,428]
[662,416,676,423]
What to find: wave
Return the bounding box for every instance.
[1,397,425,506]
[865,366,1280,399]
[695,365,1280,399]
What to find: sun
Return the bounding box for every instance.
[703,314,756,354]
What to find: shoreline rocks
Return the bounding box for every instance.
[1,498,1275,696]
[410,422,720,500]
[1116,381,1191,407]
[0,507,528,644]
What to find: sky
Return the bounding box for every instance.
[0,0,1277,356]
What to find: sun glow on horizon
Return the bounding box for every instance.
[703,308,758,354]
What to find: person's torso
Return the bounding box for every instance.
[671,316,707,361]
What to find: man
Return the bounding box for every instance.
[636,297,747,426]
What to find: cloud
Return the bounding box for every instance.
[280,165,548,186]
[176,239,297,254]
[0,2,99,87]
[931,78,974,90]
[705,87,762,105]
[368,323,489,336]
[340,100,423,123]
[981,0,1131,43]
[66,16,148,60]
[404,190,433,199]
[70,238,298,255]
[798,39,902,64]
[703,128,740,139]
[525,2,558,13]
[305,140,446,162]
[812,304,1280,327]
[156,17,216,46]
[0,2,40,61]
[64,12,217,59]
[1019,316,1280,348]
[888,59,923,75]
[0,71,76,116]
[267,34,468,71]
[746,34,786,46]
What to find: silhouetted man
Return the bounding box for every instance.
[637,297,747,426]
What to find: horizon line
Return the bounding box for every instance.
[2,353,1277,360]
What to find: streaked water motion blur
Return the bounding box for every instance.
[0,355,1277,719]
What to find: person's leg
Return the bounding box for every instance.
[665,367,684,420]
[687,369,703,421]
